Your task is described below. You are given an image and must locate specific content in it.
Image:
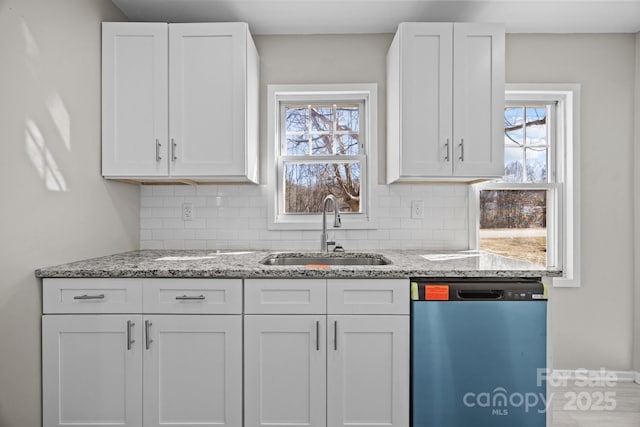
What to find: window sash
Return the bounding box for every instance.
[280,102,365,157]
[276,98,368,219]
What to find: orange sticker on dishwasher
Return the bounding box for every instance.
[425,285,450,300]
[307,264,329,269]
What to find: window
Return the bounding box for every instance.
[267,84,377,229]
[479,103,558,268]
[471,84,581,286]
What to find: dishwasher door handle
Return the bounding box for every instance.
[456,290,504,300]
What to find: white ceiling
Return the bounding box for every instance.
[110,0,640,34]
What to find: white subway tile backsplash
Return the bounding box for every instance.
[174,186,197,196]
[151,186,174,196]
[140,184,471,250]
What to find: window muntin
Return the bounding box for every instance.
[278,101,366,216]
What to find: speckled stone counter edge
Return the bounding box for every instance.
[35,250,562,279]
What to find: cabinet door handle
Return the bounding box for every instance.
[315,320,320,351]
[127,320,135,350]
[155,139,162,161]
[334,320,338,351]
[175,294,205,301]
[171,138,177,161]
[145,320,153,350]
[444,139,450,162]
[73,294,105,300]
[459,139,465,162]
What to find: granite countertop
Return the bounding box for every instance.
[35,249,561,279]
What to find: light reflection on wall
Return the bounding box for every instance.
[47,93,71,150]
[25,118,68,192]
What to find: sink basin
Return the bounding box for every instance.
[260,253,392,266]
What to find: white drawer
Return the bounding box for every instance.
[327,279,409,314]
[43,278,143,314]
[244,279,326,314]
[143,279,242,314]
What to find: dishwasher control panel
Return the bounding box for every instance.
[410,280,546,301]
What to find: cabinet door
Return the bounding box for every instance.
[389,23,453,180]
[244,315,326,427]
[42,315,143,427]
[169,23,247,177]
[327,315,409,427]
[452,23,505,177]
[102,23,168,177]
[387,22,453,183]
[143,315,242,427]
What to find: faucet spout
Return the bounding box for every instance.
[321,195,341,252]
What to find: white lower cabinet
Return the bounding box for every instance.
[42,315,143,427]
[244,315,327,427]
[143,315,242,427]
[327,315,409,427]
[42,278,243,427]
[243,279,409,427]
[42,278,409,427]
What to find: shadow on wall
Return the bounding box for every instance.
[20,18,70,192]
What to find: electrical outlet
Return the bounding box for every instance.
[411,200,424,219]
[182,202,194,221]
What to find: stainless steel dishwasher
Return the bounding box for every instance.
[410,278,547,427]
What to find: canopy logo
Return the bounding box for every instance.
[462,387,547,415]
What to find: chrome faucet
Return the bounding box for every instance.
[321,195,342,252]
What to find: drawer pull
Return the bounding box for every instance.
[73,294,105,300]
[175,294,206,301]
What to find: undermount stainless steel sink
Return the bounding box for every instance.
[260,253,392,266]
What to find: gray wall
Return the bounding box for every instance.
[0,1,139,426]
[506,34,637,370]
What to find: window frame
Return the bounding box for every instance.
[267,84,378,230]
[469,84,581,287]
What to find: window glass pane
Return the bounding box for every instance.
[310,106,334,132]
[335,134,360,155]
[337,105,359,132]
[504,107,524,146]
[284,162,360,214]
[504,147,523,182]
[287,135,309,155]
[479,189,547,267]
[525,107,547,146]
[285,107,308,133]
[525,147,548,183]
[311,134,333,155]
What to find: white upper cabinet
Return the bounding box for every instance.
[387,22,505,182]
[102,23,168,177]
[102,22,259,183]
